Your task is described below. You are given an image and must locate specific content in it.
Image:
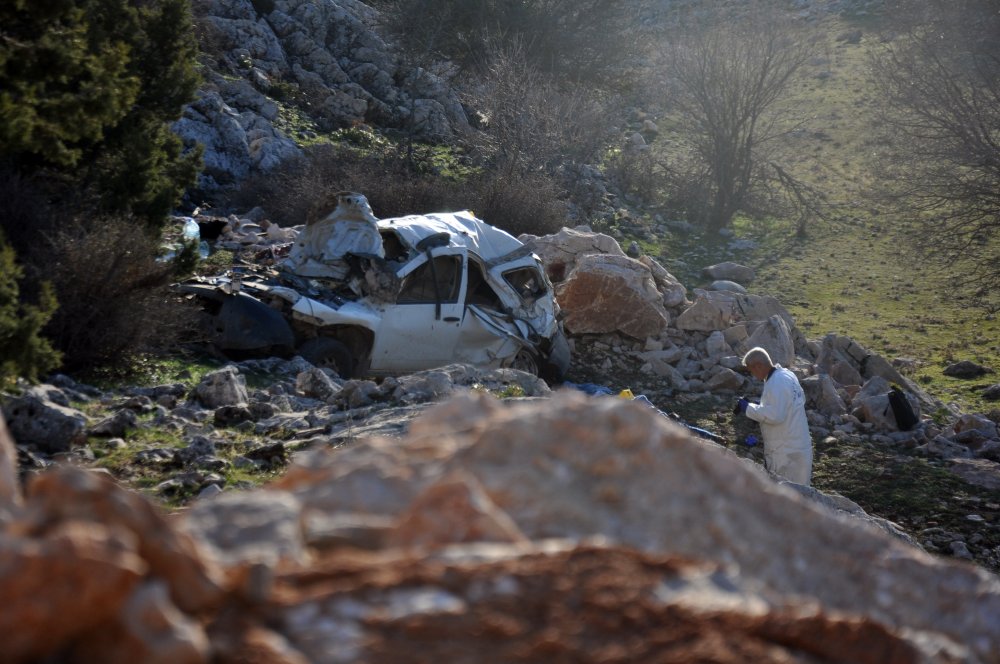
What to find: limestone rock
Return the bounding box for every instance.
[274,542,923,663]
[181,490,307,567]
[675,294,732,332]
[519,226,624,283]
[744,314,795,368]
[702,261,755,285]
[294,367,342,401]
[194,365,249,408]
[274,392,1000,660]
[387,471,528,550]
[705,330,731,358]
[801,374,847,417]
[0,522,147,662]
[556,253,669,339]
[637,255,687,307]
[2,390,88,454]
[709,279,747,294]
[89,409,140,438]
[23,468,225,614]
[953,414,999,439]
[72,581,211,664]
[984,383,1000,401]
[914,436,973,460]
[947,458,1000,490]
[705,367,744,392]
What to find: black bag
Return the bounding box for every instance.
[887,385,918,431]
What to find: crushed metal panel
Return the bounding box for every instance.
[284,192,384,279]
[290,297,379,331]
[454,306,526,367]
[377,211,524,260]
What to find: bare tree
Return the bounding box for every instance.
[660,5,816,232]
[870,0,1000,292]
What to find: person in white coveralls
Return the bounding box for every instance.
[735,347,813,486]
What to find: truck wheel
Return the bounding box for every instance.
[298,337,355,378]
[511,349,540,376]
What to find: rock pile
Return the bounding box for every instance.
[522,226,1000,492]
[2,392,998,662]
[1,362,550,502]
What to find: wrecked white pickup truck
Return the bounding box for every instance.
[176,193,570,382]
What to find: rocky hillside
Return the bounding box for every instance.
[177,0,468,191]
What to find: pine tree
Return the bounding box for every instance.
[0,0,139,167]
[0,0,201,222]
[0,236,61,387]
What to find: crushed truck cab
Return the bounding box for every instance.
[176,193,570,382]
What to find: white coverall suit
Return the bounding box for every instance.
[745,366,813,485]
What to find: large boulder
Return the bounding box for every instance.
[675,291,807,357]
[2,388,88,454]
[637,255,687,307]
[22,468,225,614]
[851,376,922,432]
[193,366,249,408]
[816,334,937,410]
[519,227,624,284]
[943,360,992,379]
[0,521,149,662]
[744,314,795,368]
[272,392,1000,661]
[801,373,847,417]
[702,261,755,285]
[555,253,669,339]
[0,467,224,661]
[180,490,307,567]
[674,293,732,332]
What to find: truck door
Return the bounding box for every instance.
[369,247,467,372]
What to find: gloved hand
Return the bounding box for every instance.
[733,397,750,415]
[745,435,758,447]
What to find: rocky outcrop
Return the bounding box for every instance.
[177,0,470,190]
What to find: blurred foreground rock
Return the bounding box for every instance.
[2,393,997,662]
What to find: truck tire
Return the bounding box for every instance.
[511,348,540,376]
[298,337,355,378]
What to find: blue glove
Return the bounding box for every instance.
[737,397,750,414]
[745,435,758,447]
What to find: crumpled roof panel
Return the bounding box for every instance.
[377,211,524,260]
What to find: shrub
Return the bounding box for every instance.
[465,169,565,238]
[41,215,198,370]
[0,234,61,386]
[234,142,567,238]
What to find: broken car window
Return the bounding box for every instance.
[502,267,545,301]
[466,260,503,308]
[397,255,462,304]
